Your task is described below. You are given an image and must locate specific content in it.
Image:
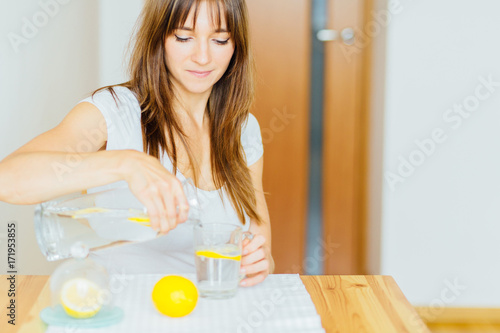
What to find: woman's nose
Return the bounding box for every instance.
[192,40,211,65]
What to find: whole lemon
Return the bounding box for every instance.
[152,276,198,317]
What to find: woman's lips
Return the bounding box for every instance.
[187,70,212,78]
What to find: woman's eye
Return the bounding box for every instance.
[175,35,190,43]
[214,38,230,46]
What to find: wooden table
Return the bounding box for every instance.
[1,275,429,333]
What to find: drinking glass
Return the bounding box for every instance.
[193,222,253,299]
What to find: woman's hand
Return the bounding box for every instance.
[240,234,274,287]
[117,150,189,234]
[239,156,274,287]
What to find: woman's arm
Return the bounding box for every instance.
[0,102,116,204]
[0,149,125,204]
[240,155,275,287]
[0,102,188,233]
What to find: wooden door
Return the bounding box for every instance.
[247,0,369,274]
[247,0,311,274]
[323,0,369,274]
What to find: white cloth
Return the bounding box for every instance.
[78,86,264,274]
[45,274,326,333]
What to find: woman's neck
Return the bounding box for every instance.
[172,87,212,130]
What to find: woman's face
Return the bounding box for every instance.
[165,2,235,97]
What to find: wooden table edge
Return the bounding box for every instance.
[300,275,430,333]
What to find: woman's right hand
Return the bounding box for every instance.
[117,150,190,234]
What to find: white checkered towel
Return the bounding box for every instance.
[46,274,325,333]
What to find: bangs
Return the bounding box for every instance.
[167,0,233,33]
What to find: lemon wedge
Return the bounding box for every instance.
[60,278,102,319]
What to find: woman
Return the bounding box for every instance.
[0,0,274,287]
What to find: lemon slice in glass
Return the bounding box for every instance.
[195,245,241,261]
[60,278,102,319]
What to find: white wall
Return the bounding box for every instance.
[98,0,143,86]
[0,0,141,275]
[0,0,100,275]
[381,0,500,307]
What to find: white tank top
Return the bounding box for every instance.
[78,86,263,274]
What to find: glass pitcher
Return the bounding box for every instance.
[34,180,200,261]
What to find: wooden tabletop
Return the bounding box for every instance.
[1,275,429,333]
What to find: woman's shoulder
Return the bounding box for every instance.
[79,86,142,129]
[242,113,260,135]
[78,86,143,150]
[241,113,263,166]
[82,86,139,111]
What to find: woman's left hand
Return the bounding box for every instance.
[240,234,274,287]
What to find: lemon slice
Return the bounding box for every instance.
[60,278,102,319]
[71,207,110,218]
[128,216,150,224]
[128,216,151,227]
[195,250,241,261]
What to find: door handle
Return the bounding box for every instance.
[316,29,339,42]
[316,28,355,45]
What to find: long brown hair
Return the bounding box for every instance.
[95,0,260,225]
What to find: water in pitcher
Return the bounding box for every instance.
[35,180,200,261]
[36,206,157,261]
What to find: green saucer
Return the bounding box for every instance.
[40,305,123,328]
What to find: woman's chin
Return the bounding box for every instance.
[183,85,214,96]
